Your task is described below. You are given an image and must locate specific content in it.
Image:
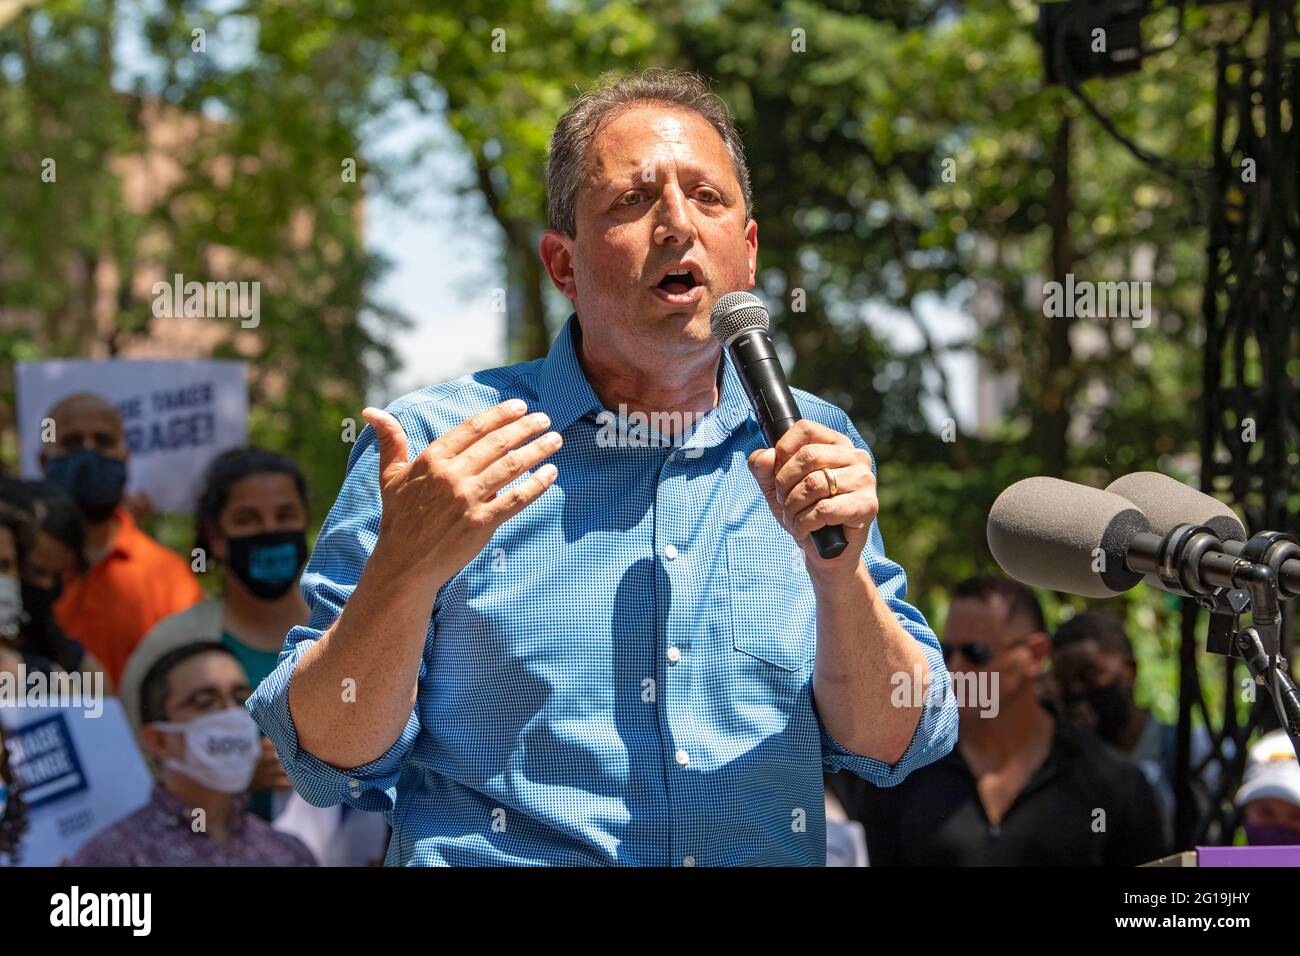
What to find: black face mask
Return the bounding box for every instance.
[44,450,128,523]
[21,581,62,620]
[224,529,308,601]
[1067,683,1132,743]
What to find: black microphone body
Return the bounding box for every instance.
[728,329,804,447]
[712,294,848,560]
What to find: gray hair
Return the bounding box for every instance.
[545,68,754,237]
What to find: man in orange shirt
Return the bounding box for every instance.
[40,392,204,685]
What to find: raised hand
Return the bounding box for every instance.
[361,399,562,589]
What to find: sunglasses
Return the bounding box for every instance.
[940,633,1033,667]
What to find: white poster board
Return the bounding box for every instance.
[0,700,153,866]
[16,359,248,514]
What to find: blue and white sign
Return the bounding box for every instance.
[16,359,248,514]
[0,700,152,866]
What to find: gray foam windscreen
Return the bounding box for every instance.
[1104,471,1246,542]
[987,477,1151,598]
[710,291,769,345]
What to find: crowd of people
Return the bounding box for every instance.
[0,389,1297,866]
[824,577,1274,865]
[0,392,387,866]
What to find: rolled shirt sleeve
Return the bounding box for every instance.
[815,410,959,786]
[246,405,433,814]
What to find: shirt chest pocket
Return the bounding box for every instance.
[726,535,816,674]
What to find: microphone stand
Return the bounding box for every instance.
[1228,539,1300,761]
[1126,526,1300,761]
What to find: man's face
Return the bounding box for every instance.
[143,651,252,762]
[41,404,127,464]
[543,105,758,361]
[23,529,76,591]
[1052,640,1135,742]
[943,596,1043,712]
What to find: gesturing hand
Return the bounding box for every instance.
[361,399,562,589]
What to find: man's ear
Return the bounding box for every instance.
[539,230,577,301]
[1026,631,1053,672]
[744,217,758,287]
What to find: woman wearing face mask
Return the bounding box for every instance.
[1234,729,1300,846]
[0,719,29,865]
[121,448,311,821]
[71,641,315,866]
[0,480,110,688]
[0,499,64,679]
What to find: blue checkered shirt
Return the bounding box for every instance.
[248,313,957,866]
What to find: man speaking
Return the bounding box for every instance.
[247,69,957,866]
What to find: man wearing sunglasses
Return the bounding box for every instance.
[829,575,1168,866]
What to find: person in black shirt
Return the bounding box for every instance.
[827,575,1168,865]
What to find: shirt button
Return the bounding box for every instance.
[664,544,678,561]
[347,778,360,789]
[667,646,681,663]
[675,749,689,767]
[682,855,696,867]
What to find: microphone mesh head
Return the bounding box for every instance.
[710,291,769,344]
[1104,472,1246,542]
[987,477,1151,598]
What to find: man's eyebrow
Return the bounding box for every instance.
[596,165,731,193]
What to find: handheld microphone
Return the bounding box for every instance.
[711,291,848,560]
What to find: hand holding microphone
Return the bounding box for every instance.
[712,291,865,564]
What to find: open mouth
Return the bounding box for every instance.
[650,266,704,305]
[656,267,700,296]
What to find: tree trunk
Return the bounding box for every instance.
[1035,112,1075,477]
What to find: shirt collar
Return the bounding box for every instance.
[90,507,137,563]
[534,313,606,434]
[536,312,754,447]
[685,342,752,450]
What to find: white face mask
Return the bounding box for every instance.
[152,706,261,794]
[0,576,22,636]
